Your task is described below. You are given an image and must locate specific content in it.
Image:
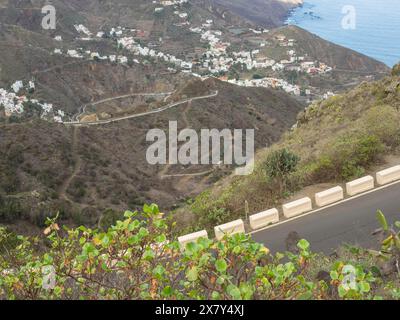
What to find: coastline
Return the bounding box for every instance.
[283,0,400,67]
[281,0,304,26]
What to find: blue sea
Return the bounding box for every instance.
[286,0,400,67]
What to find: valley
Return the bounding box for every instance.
[0,0,392,233]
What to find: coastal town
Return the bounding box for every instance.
[1,0,346,121]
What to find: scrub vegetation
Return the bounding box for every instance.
[184,64,400,232]
[0,204,399,300]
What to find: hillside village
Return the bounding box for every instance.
[0,0,378,121]
[0,81,66,122]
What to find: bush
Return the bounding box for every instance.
[252,73,264,80]
[0,195,23,222]
[392,63,400,77]
[263,149,300,193]
[0,206,399,300]
[263,149,300,179]
[361,105,400,147]
[320,134,385,180]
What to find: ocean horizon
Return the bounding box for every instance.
[286,0,400,67]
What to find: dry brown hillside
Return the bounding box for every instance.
[0,78,304,233]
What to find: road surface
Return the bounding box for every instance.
[252,182,400,254]
[72,92,173,121]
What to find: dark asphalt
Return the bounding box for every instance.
[252,182,400,254]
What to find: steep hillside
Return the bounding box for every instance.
[0,0,392,234]
[182,63,400,232]
[0,0,390,121]
[268,26,389,73]
[208,0,302,27]
[0,78,304,233]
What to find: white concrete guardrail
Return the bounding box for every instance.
[315,186,344,207]
[282,197,312,218]
[178,230,208,248]
[249,209,279,230]
[177,165,400,241]
[214,219,245,240]
[346,175,374,196]
[376,165,400,186]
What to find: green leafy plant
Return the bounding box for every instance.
[0,206,399,300]
[375,210,400,275]
[263,149,300,194]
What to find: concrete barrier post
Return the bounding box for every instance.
[315,186,344,207]
[178,230,208,248]
[282,197,312,218]
[346,176,374,196]
[214,219,245,240]
[249,208,279,230]
[376,165,400,186]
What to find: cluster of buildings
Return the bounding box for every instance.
[3,1,340,122]
[117,36,193,70]
[189,22,275,74]
[300,61,333,74]
[0,88,26,116]
[227,77,302,96]
[54,17,334,101]
[0,85,64,122]
[275,35,296,47]
[1,80,37,116]
[55,46,134,66]
[154,0,188,7]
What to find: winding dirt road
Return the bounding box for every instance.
[58,126,82,203]
[64,91,219,126]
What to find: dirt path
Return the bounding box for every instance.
[160,170,214,179]
[157,99,219,179]
[181,100,191,128]
[73,92,173,121]
[64,91,219,126]
[58,126,82,203]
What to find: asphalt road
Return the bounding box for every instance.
[252,182,400,254]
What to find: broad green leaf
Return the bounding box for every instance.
[152,265,166,278]
[330,271,339,280]
[143,249,155,261]
[376,210,388,231]
[124,210,135,218]
[156,234,167,243]
[186,267,199,282]
[215,259,227,273]
[227,285,241,300]
[297,239,310,251]
[162,286,172,297]
[360,281,371,293]
[211,291,220,300]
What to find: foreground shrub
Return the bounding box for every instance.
[0,205,399,300]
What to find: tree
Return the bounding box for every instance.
[263,149,300,193]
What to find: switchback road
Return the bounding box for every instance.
[64,91,218,126]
